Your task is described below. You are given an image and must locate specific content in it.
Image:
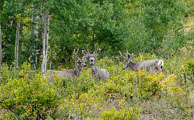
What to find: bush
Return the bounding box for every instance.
[0,55,193,119]
[91,107,140,120]
[0,62,62,119]
[178,59,194,84]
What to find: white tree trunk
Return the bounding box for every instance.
[0,24,2,72]
[41,11,46,73]
[45,9,49,72]
[14,14,21,72]
[41,7,49,73]
[32,6,39,70]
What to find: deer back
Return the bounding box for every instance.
[50,70,75,81]
[135,59,162,71]
[119,51,164,72]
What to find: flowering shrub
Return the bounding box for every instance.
[88,107,140,120]
[0,54,193,119]
[0,63,62,119]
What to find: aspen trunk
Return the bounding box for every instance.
[45,9,49,72]
[14,14,21,72]
[0,24,2,72]
[32,7,39,70]
[41,10,46,73]
[41,6,49,73]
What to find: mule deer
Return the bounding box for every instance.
[82,48,109,80]
[119,51,164,72]
[50,49,86,81]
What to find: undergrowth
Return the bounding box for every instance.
[0,53,193,120]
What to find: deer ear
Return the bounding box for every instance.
[95,48,101,56]
[82,56,86,61]
[127,54,130,59]
[127,54,133,60]
[82,50,88,56]
[76,57,81,63]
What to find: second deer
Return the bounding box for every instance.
[119,51,164,72]
[50,49,86,81]
[82,48,109,80]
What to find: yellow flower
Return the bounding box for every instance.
[168,74,175,80]
[118,100,123,106]
[138,70,145,76]
[16,14,21,18]
[71,99,74,105]
[14,90,17,94]
[158,72,164,78]
[19,69,24,76]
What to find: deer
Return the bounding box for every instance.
[119,51,164,72]
[50,49,86,81]
[82,48,110,80]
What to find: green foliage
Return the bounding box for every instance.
[178,59,194,84]
[0,62,62,119]
[1,0,192,68]
[52,54,192,119]
[95,107,140,120]
[0,0,193,119]
[0,53,193,119]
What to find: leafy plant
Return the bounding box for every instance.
[0,62,62,119]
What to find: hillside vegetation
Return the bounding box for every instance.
[0,51,193,119]
[0,0,193,119]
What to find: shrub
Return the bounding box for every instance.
[1,55,192,119]
[90,107,140,120]
[0,62,62,119]
[178,59,194,85]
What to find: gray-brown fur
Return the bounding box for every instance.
[82,48,109,80]
[120,51,164,72]
[50,56,86,81]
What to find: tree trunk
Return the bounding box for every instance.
[32,6,39,70]
[14,14,21,73]
[41,4,49,73]
[45,9,49,72]
[0,24,2,73]
[41,11,46,73]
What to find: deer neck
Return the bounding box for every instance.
[73,65,82,77]
[91,63,98,73]
[129,62,136,71]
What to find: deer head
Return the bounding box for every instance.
[82,48,101,65]
[73,49,86,68]
[76,56,87,67]
[119,51,134,70]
